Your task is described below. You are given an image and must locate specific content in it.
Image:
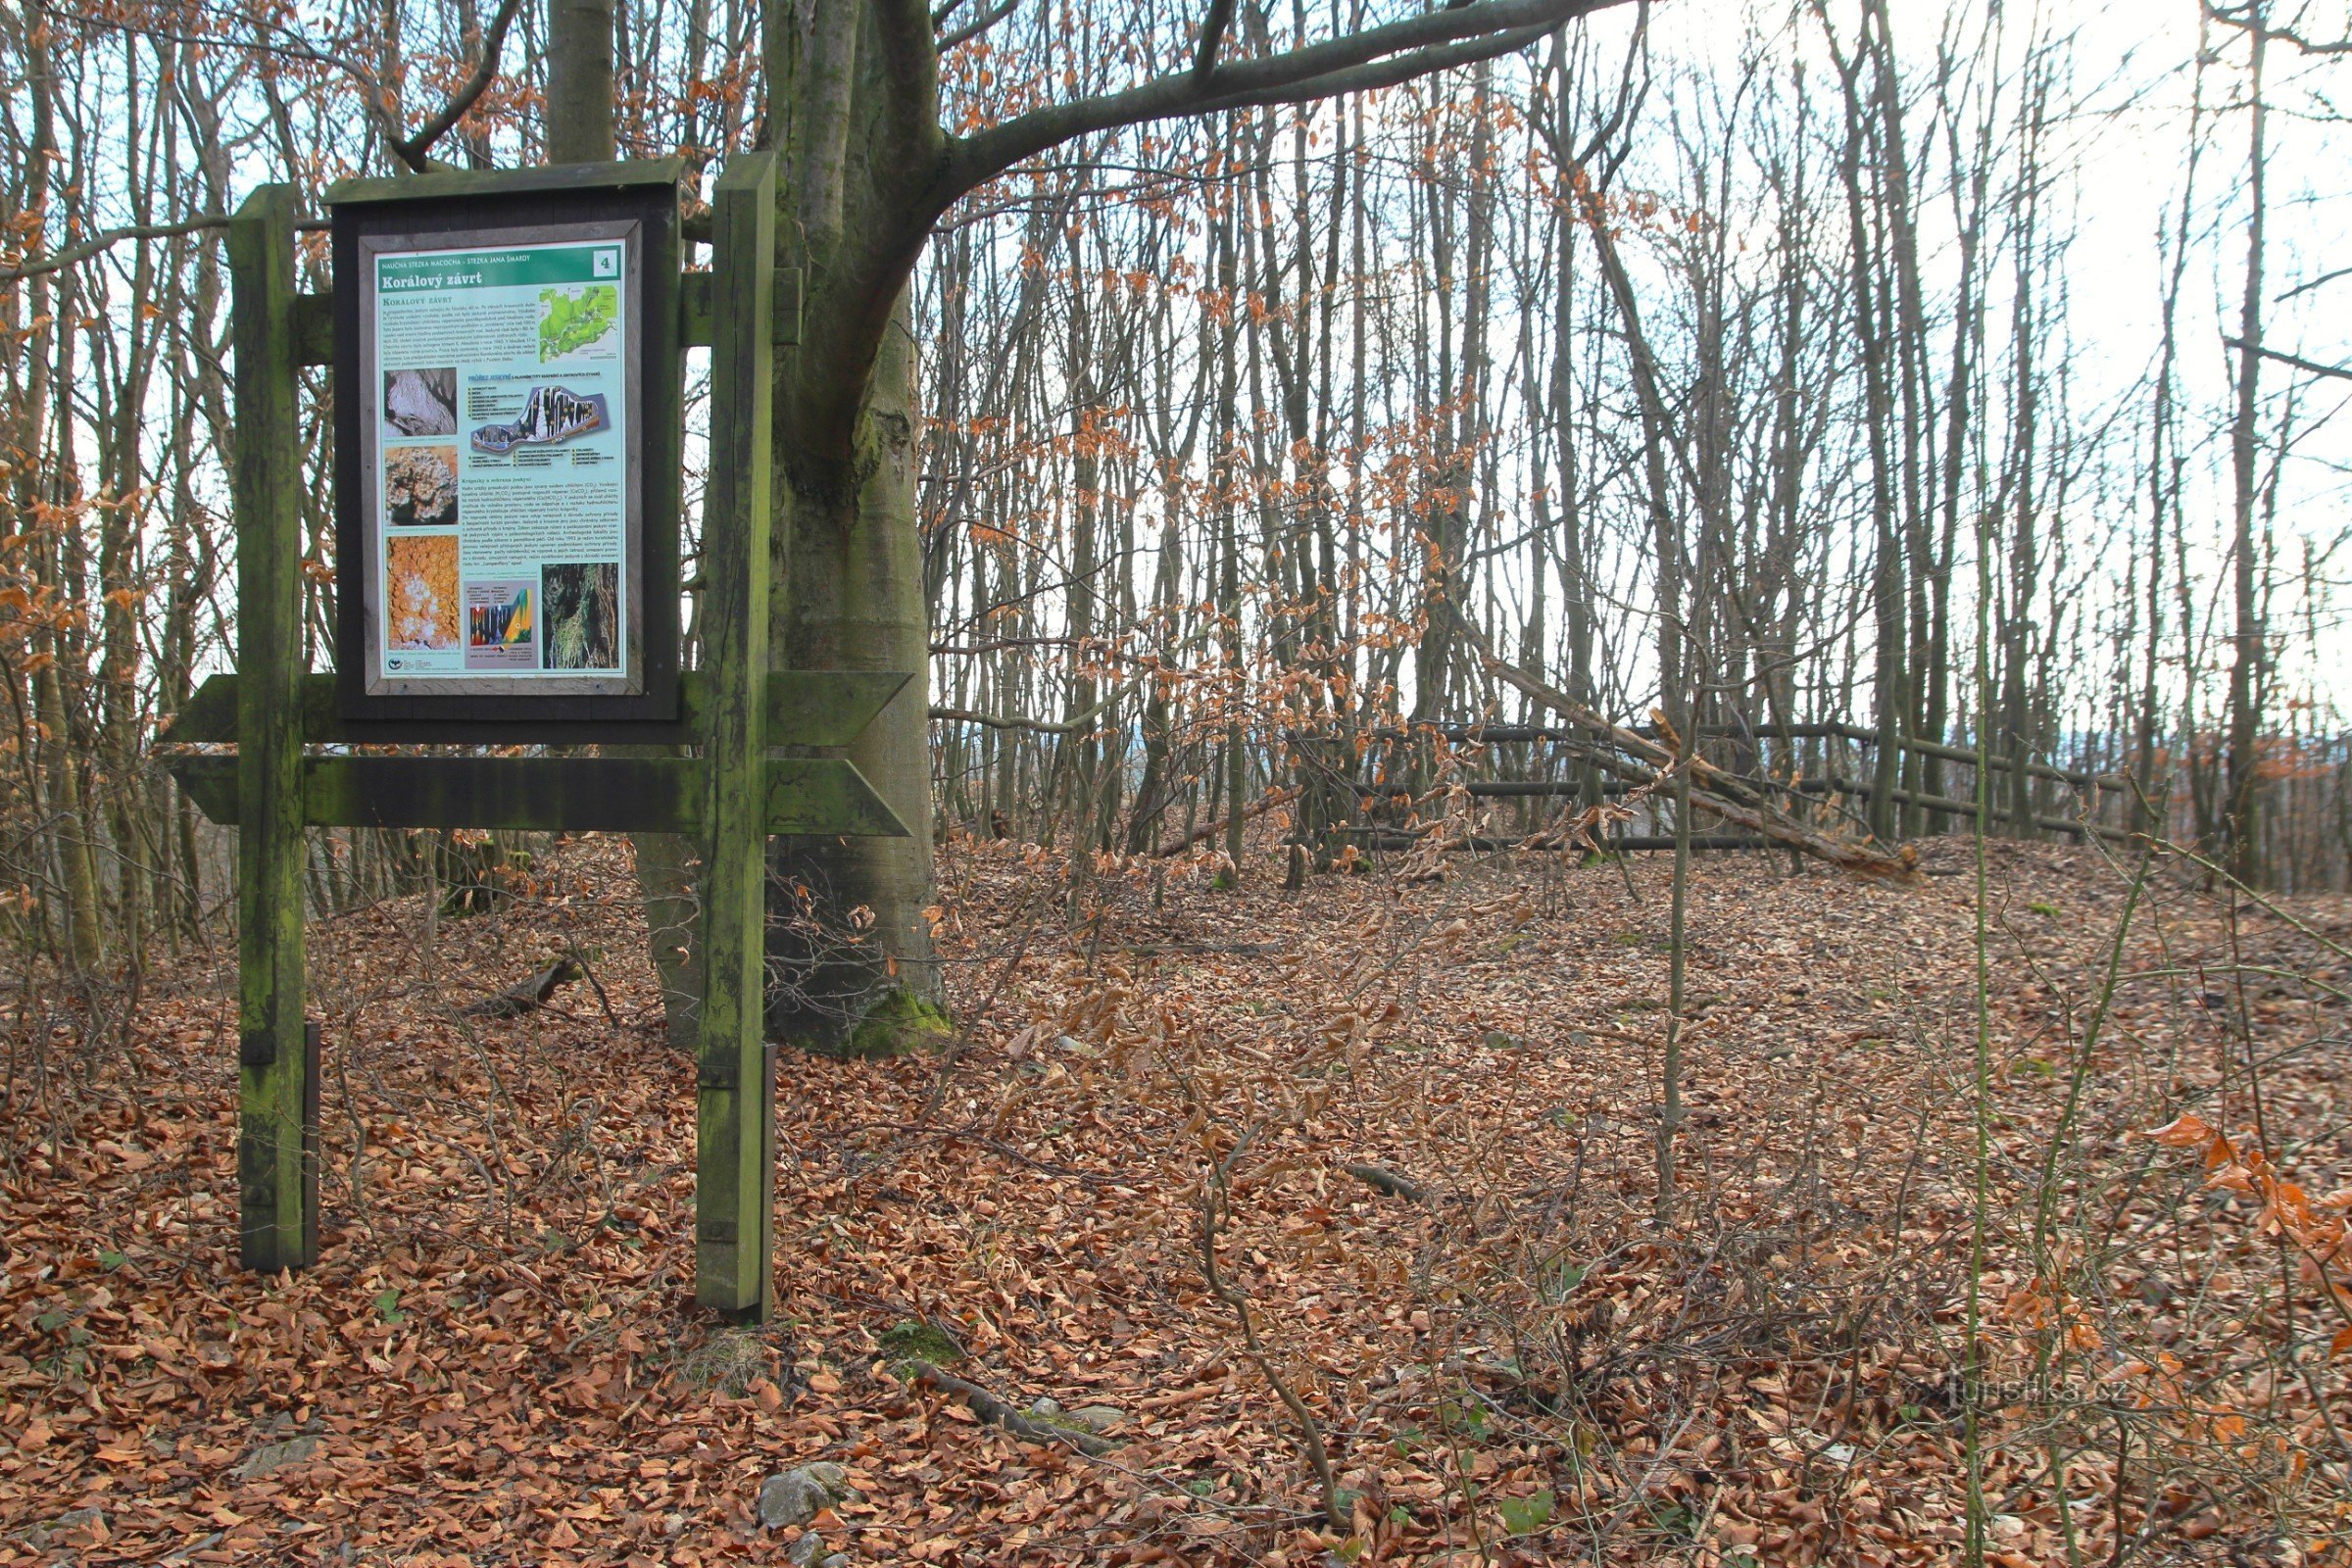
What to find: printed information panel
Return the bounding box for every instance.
[357,224,643,697]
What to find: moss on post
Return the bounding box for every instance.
[694,150,780,1322]
[228,183,316,1275]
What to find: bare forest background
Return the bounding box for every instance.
[5,0,2352,972]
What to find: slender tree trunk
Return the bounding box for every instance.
[24,35,105,972]
[2138,45,2206,841]
[2224,8,2270,885]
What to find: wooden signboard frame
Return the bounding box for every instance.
[330,165,682,727]
[168,156,905,1323]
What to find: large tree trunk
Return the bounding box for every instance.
[545,0,617,163]
[716,0,1638,1040]
[763,298,944,1054]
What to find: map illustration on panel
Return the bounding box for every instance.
[539,283,618,361]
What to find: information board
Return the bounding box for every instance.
[330,166,681,726]
[360,227,639,694]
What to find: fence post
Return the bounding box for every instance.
[695,150,779,1320]
[228,185,315,1273]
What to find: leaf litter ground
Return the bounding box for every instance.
[3,833,2346,1564]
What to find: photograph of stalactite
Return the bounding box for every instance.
[383,367,459,437]
[540,562,618,670]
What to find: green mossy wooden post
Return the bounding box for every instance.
[228,185,316,1272]
[695,151,779,1320]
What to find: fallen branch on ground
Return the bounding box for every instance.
[1153,787,1299,858]
[460,957,585,1019]
[1195,1116,1347,1529]
[1343,1162,1429,1201]
[906,1363,1115,1456]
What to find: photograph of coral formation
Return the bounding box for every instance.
[385,534,461,651]
[384,444,460,527]
[383,367,458,437]
[540,562,618,670]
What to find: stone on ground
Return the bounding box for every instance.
[759,1461,849,1530]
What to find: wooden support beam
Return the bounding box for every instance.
[229,186,316,1275]
[1876,732,2127,794]
[679,271,712,348]
[158,668,907,748]
[325,157,690,206]
[168,755,907,837]
[676,265,798,349]
[292,293,334,367]
[694,150,779,1322]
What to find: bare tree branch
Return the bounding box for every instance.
[39,0,522,176]
[2205,2,2352,53]
[2226,334,2352,383]
[2277,263,2352,303]
[1,0,514,278]
[940,0,1024,52]
[388,0,527,172]
[1194,0,1238,79]
[1190,24,1556,122]
[2,218,227,285]
[946,0,1631,194]
[2,216,327,283]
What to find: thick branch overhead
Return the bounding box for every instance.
[946,0,1629,193]
[390,0,526,171]
[1194,0,1238,78]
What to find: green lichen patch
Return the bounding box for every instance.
[876,1318,964,1370]
[843,989,954,1058]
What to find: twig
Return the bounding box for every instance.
[1198,1118,1348,1529]
[1154,787,1298,858]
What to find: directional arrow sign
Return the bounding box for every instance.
[159,669,908,749]
[169,755,907,837]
